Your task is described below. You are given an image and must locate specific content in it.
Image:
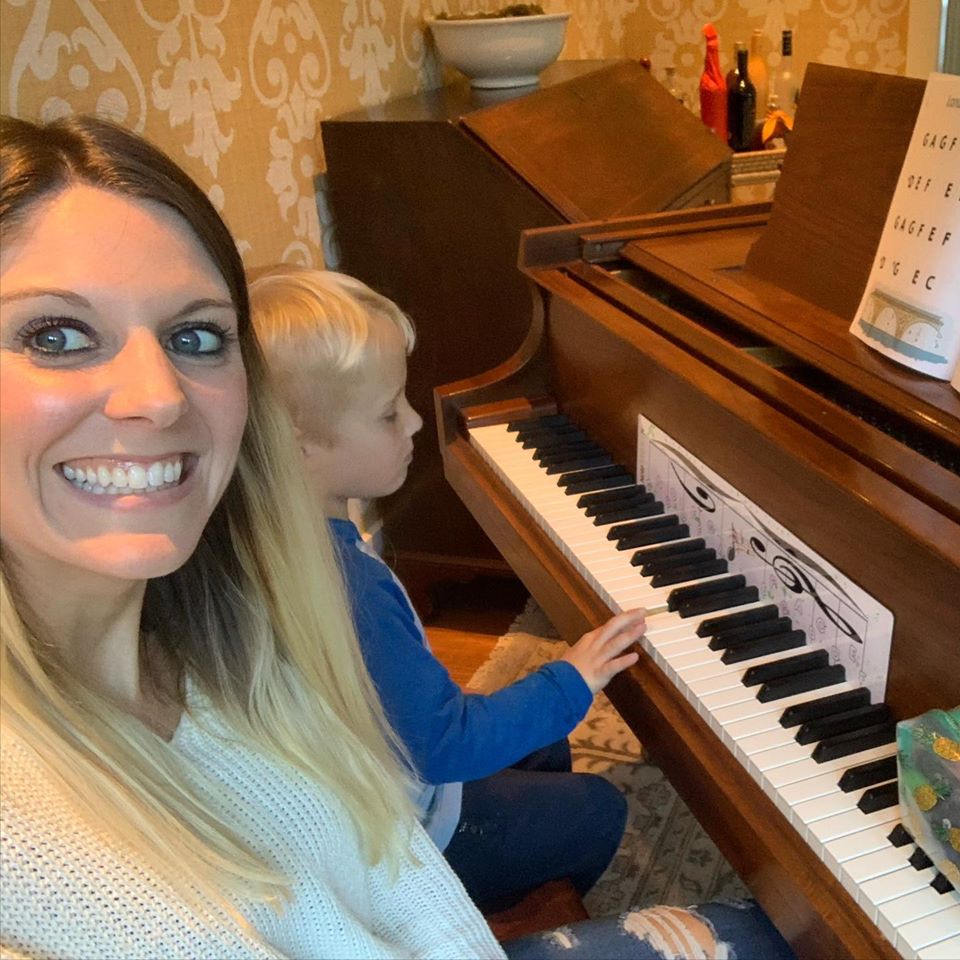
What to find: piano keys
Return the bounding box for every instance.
[435,65,960,959]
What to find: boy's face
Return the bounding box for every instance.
[302,319,422,515]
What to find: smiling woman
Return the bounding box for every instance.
[0,115,502,959]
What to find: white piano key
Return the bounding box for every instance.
[774,766,850,807]
[790,786,865,827]
[919,933,960,959]
[896,904,960,956]
[860,863,939,910]
[878,886,960,946]
[823,822,900,876]
[844,844,915,889]
[807,805,901,851]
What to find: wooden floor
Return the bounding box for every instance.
[422,575,529,687]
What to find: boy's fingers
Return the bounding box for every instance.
[603,651,640,679]
[603,624,644,656]
[597,609,646,643]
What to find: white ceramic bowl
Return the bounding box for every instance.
[427,13,570,89]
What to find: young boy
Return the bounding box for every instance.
[250,265,646,912]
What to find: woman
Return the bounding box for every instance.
[0,115,794,960]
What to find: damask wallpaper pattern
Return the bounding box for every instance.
[1,0,910,269]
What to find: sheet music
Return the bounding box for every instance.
[637,417,894,700]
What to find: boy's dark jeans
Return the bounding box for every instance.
[442,739,627,913]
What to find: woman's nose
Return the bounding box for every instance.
[102,330,188,428]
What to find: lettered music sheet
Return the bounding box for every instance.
[851,72,960,380]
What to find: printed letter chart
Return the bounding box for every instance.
[851,72,960,381]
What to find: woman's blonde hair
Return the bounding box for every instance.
[0,115,414,909]
[249,265,416,438]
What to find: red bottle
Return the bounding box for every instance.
[699,23,727,143]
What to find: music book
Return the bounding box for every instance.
[850,72,960,383]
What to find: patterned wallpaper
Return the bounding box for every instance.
[1,0,912,269]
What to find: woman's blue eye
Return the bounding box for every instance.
[169,326,224,355]
[28,325,93,354]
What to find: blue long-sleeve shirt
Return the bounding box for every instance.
[330,519,592,847]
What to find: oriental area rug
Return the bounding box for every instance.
[468,601,749,917]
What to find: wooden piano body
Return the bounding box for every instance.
[436,65,960,959]
[321,61,730,580]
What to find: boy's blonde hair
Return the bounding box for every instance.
[249,265,416,439]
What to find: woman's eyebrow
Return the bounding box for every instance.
[169,298,236,320]
[0,287,91,308]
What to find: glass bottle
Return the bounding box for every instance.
[725,41,744,94]
[698,23,727,142]
[664,65,685,106]
[748,29,769,119]
[775,29,797,114]
[727,46,756,151]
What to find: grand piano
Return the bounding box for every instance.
[436,65,960,959]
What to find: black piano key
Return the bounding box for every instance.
[757,664,846,702]
[607,505,687,550]
[561,472,635,495]
[537,445,606,466]
[585,492,654,518]
[533,436,601,455]
[507,413,568,432]
[888,824,914,847]
[631,538,707,566]
[839,755,899,793]
[522,429,587,449]
[617,522,687,551]
[795,703,893,745]
[932,873,956,894]
[678,586,759,618]
[545,453,613,475]
[641,548,717,576]
[779,687,872,728]
[708,616,792,650]
[743,648,829,687]
[594,497,659,526]
[651,559,729,588]
[578,485,647,508]
[910,848,934,871]
[720,629,806,664]
[668,575,746,612]
[610,514,675,540]
[558,465,627,487]
[696,604,779,638]
[857,780,899,814]
[516,426,582,446]
[607,508,669,539]
[811,720,897,762]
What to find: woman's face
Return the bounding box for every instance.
[0,184,248,587]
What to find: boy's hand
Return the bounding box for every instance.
[560,609,645,694]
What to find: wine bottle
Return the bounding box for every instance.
[699,23,727,142]
[748,29,769,117]
[725,41,744,93]
[775,30,797,113]
[727,46,756,151]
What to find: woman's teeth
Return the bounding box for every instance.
[60,458,183,495]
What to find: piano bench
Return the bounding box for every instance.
[483,878,590,942]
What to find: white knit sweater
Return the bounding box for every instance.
[0,694,506,960]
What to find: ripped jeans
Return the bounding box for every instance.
[502,899,796,960]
